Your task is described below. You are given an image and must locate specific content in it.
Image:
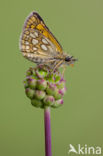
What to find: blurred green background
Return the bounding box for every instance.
[0,0,103,156]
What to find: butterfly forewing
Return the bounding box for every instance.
[20,12,63,64]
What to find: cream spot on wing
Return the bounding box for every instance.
[32,39,38,45]
[30,54,34,58]
[27,53,31,57]
[26,46,29,49]
[25,31,29,35]
[31,16,36,22]
[34,32,38,37]
[42,38,48,44]
[26,49,30,52]
[30,31,38,38]
[25,35,29,40]
[30,33,36,38]
[33,47,37,51]
[25,41,29,45]
[41,44,48,51]
[22,45,25,50]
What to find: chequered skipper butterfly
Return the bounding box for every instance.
[19,12,77,71]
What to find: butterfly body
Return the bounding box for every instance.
[19,12,76,70]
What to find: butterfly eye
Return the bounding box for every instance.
[65,56,72,62]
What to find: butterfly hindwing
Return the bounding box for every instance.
[20,12,63,64]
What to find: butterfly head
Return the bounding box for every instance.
[65,56,77,66]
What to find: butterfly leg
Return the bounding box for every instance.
[62,65,66,76]
[53,60,64,72]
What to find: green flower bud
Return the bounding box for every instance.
[46,83,57,95]
[24,65,67,109]
[27,77,36,89]
[58,87,66,96]
[25,88,35,99]
[46,84,62,100]
[37,79,47,90]
[47,74,54,83]
[35,90,46,100]
[54,73,61,83]
[56,78,66,89]
[52,99,63,108]
[57,81,65,89]
[31,99,43,108]
[43,95,55,106]
[36,67,48,79]
[54,89,62,100]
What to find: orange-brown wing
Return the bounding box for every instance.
[23,12,63,53]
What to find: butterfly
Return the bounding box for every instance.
[19,12,77,71]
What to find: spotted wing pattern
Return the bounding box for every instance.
[19,12,63,64]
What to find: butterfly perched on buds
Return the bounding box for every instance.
[19,12,77,71]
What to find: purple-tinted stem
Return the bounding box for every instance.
[44,107,52,156]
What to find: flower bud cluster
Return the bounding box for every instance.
[24,66,66,109]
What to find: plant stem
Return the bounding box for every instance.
[44,107,52,156]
